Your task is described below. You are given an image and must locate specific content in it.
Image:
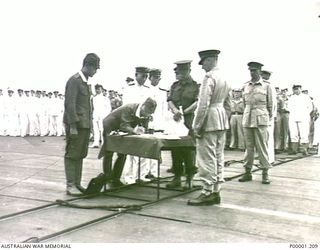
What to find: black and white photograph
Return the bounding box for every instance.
[0,0,320,247]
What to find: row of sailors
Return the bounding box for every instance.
[0,89,65,137]
[0,88,123,138]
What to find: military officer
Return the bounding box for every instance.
[287,85,313,155]
[166,60,199,189]
[122,67,150,105]
[97,98,157,188]
[238,62,274,184]
[63,53,100,196]
[229,89,245,150]
[188,49,231,206]
[121,66,152,184]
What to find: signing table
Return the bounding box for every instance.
[105,133,195,199]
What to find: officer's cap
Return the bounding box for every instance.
[292,84,302,89]
[149,68,162,77]
[135,67,149,74]
[261,70,272,75]
[83,53,100,69]
[174,60,192,71]
[53,90,59,93]
[24,90,30,93]
[7,88,14,93]
[248,61,264,70]
[302,89,308,93]
[48,92,52,95]
[18,88,23,92]
[198,50,220,65]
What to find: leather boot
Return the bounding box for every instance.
[187,192,221,206]
[238,169,252,182]
[166,176,181,188]
[262,169,271,184]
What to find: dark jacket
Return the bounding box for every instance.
[103,103,148,134]
[98,103,149,159]
[63,72,92,128]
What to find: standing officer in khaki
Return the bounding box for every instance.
[188,50,231,206]
[239,62,274,184]
[63,53,100,196]
[229,89,245,151]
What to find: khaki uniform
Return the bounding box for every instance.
[193,68,231,193]
[230,98,245,150]
[242,80,274,171]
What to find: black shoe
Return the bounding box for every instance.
[187,193,221,206]
[238,173,252,182]
[166,168,173,173]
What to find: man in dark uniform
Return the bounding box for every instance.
[63,53,100,196]
[166,60,199,189]
[97,98,157,188]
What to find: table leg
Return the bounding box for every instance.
[138,157,141,181]
[157,159,160,200]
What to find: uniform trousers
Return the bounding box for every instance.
[64,127,90,188]
[289,120,309,143]
[171,149,196,177]
[243,126,271,171]
[196,130,226,193]
[267,121,275,163]
[281,112,290,150]
[229,114,245,149]
[274,112,282,150]
[103,152,127,181]
[92,117,104,146]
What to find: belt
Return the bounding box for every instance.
[232,112,243,115]
[209,103,223,108]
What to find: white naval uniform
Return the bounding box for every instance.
[16,95,29,137]
[287,93,313,144]
[4,94,19,136]
[91,93,112,146]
